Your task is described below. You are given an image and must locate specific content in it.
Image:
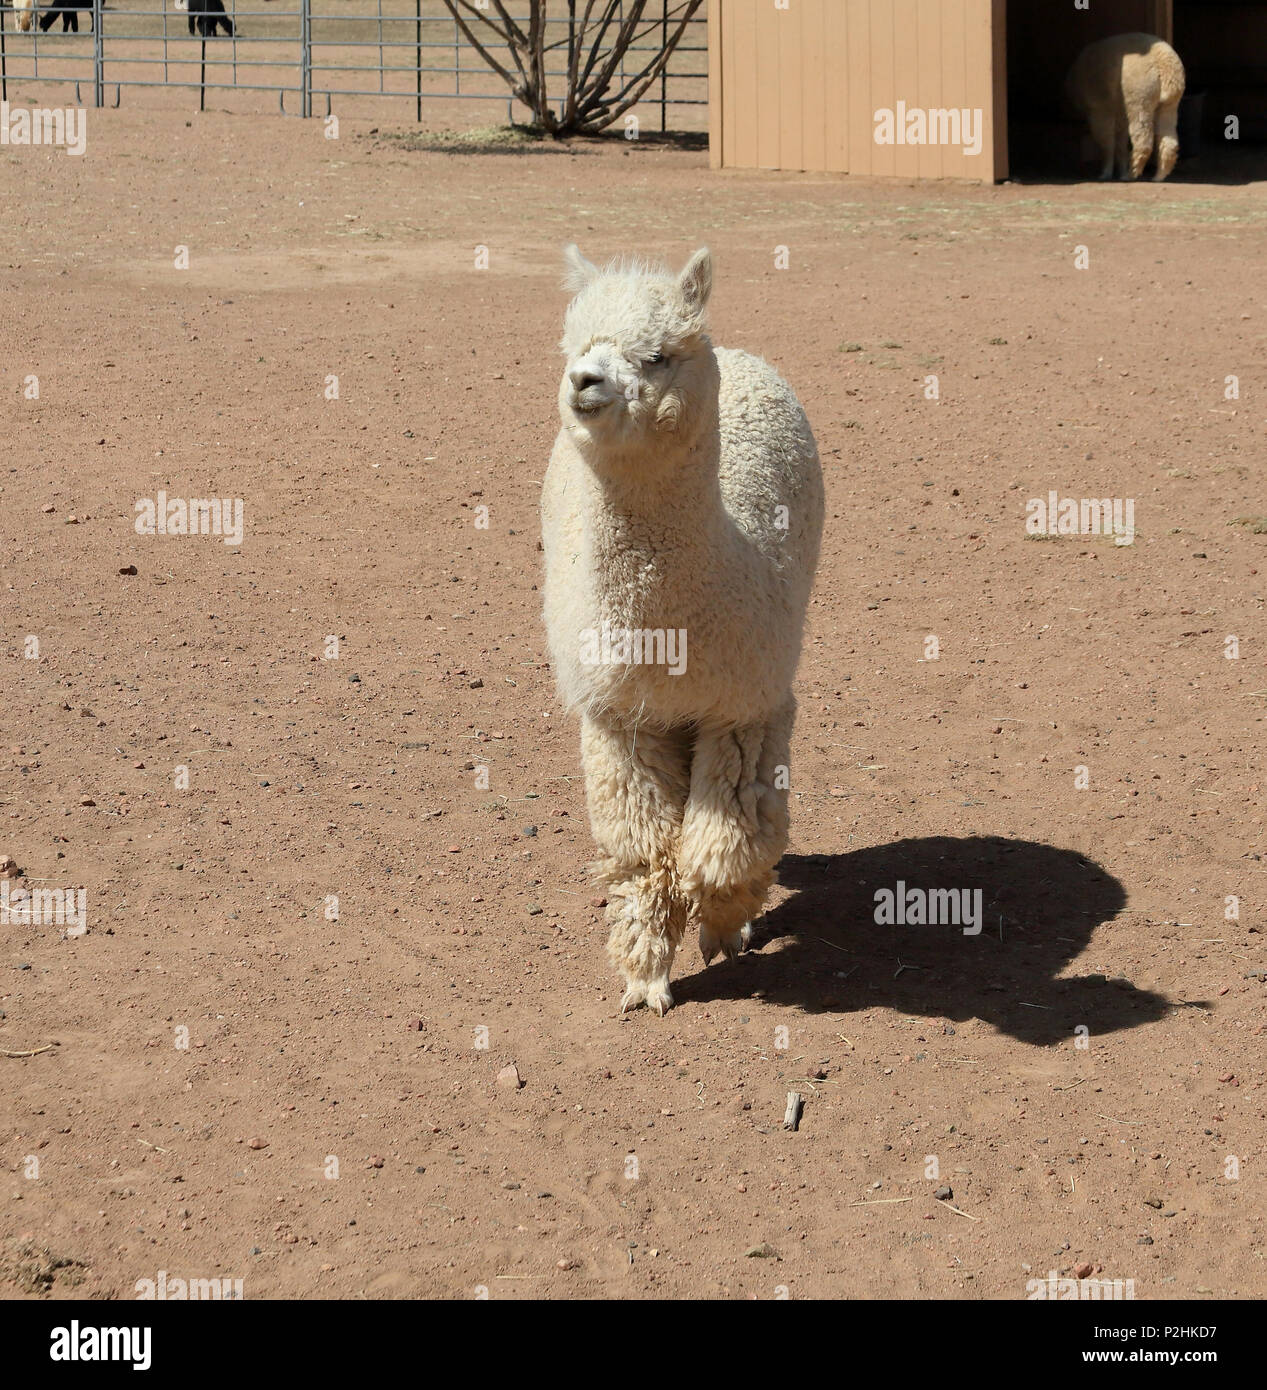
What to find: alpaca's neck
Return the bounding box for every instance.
[585,433,725,612]
[592,438,720,518]
[582,399,721,512]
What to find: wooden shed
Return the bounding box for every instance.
[707,0,1184,181]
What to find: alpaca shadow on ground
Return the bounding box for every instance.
[676,836,1176,1045]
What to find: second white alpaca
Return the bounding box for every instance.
[542,246,823,1014]
[1066,32,1186,181]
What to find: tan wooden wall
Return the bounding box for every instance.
[709,0,1008,180]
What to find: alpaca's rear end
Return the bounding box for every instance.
[1066,33,1185,181]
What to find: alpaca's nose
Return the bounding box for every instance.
[569,367,606,393]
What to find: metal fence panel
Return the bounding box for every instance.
[0,1,708,128]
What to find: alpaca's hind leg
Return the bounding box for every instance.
[1126,104,1156,180]
[679,700,794,965]
[1114,119,1132,179]
[1154,97,1180,180]
[582,714,690,1015]
[1087,109,1117,180]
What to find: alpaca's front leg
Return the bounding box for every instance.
[582,715,690,1014]
[678,701,794,964]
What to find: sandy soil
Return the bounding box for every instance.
[1,96,1265,1301]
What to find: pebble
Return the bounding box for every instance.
[934,1186,953,1201]
[496,1063,523,1090]
[247,1137,268,1150]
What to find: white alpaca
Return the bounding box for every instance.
[14,0,35,31]
[541,247,823,1014]
[1066,33,1186,181]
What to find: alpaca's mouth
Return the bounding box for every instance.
[571,393,613,417]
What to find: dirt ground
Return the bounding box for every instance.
[2,92,1265,1302]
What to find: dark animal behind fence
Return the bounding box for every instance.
[188,0,235,38]
[39,0,93,32]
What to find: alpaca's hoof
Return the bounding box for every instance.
[646,980,673,1016]
[699,921,752,964]
[620,978,674,1015]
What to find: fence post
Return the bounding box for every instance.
[1,15,7,106]
[301,0,311,118]
[661,5,667,133]
[94,0,104,108]
[416,0,422,124]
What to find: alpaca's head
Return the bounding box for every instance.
[558,246,717,456]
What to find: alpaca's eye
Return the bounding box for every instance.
[644,352,666,367]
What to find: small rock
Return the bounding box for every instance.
[119,565,138,576]
[1073,1262,1094,1279]
[745,1242,776,1259]
[468,678,483,689]
[247,1137,268,1150]
[556,1257,579,1270]
[934,1186,953,1201]
[527,903,543,915]
[496,1063,523,1090]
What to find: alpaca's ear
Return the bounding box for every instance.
[678,247,713,312]
[562,243,599,293]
